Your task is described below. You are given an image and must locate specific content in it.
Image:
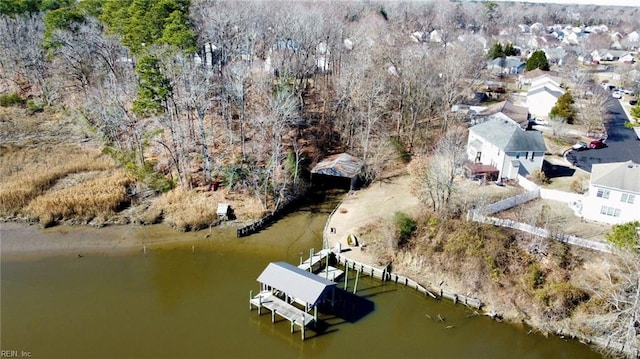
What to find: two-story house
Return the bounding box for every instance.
[581,161,640,225]
[467,115,547,180]
[526,76,565,119]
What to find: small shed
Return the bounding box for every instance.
[216,203,234,219]
[311,153,364,190]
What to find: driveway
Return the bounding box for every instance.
[566,98,640,172]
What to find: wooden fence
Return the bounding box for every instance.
[333,253,484,310]
[482,189,539,214]
[468,211,613,253]
[237,196,304,237]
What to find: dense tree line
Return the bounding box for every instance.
[0,0,637,212]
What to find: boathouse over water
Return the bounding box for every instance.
[250,262,337,340]
[311,153,364,190]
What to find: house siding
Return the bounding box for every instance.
[467,133,544,180]
[582,184,640,224]
[526,90,559,118]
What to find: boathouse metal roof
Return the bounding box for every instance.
[311,153,364,178]
[257,262,336,306]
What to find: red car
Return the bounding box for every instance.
[589,139,606,149]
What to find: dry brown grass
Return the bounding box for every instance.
[148,188,219,231]
[25,170,133,225]
[0,149,114,213]
[147,188,267,231]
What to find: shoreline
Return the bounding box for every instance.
[0,221,237,261]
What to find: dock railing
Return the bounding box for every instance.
[332,252,484,310]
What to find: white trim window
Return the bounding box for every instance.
[596,188,610,199]
[600,206,621,217]
[621,193,636,204]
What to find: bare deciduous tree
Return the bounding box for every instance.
[411,126,467,213]
[0,13,58,103]
[581,250,640,359]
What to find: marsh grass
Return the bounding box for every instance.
[149,188,266,231]
[150,188,221,232]
[0,149,114,213]
[25,171,132,225]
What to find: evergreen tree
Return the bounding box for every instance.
[132,55,171,117]
[504,42,518,56]
[526,50,550,71]
[606,221,640,250]
[488,42,504,59]
[158,10,197,53]
[549,90,576,124]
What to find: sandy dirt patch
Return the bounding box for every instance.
[324,172,523,268]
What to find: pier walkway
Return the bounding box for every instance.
[298,249,331,272]
[250,291,315,327]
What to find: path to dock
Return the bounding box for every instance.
[324,173,420,268]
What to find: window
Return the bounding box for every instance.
[600,206,621,217]
[621,193,636,204]
[475,152,481,163]
[596,188,610,199]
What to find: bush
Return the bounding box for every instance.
[389,137,411,163]
[570,179,585,194]
[606,221,640,250]
[394,211,416,247]
[530,170,550,185]
[525,263,546,290]
[0,92,25,107]
[26,98,45,113]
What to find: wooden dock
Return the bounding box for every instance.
[298,248,331,272]
[317,266,344,282]
[249,290,315,340]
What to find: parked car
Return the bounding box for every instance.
[572,142,588,151]
[589,139,606,149]
[612,91,622,99]
[630,99,638,106]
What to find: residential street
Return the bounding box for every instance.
[566,98,640,172]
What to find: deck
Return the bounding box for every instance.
[316,266,344,282]
[250,291,315,327]
[298,249,331,272]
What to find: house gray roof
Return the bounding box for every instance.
[470,117,546,152]
[311,153,364,178]
[488,56,524,69]
[527,85,564,99]
[591,161,640,194]
[257,262,336,306]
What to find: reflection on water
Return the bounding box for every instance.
[1,191,601,358]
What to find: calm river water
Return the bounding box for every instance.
[1,192,601,358]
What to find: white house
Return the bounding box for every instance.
[529,74,563,90]
[467,116,547,180]
[581,161,640,225]
[526,78,565,119]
